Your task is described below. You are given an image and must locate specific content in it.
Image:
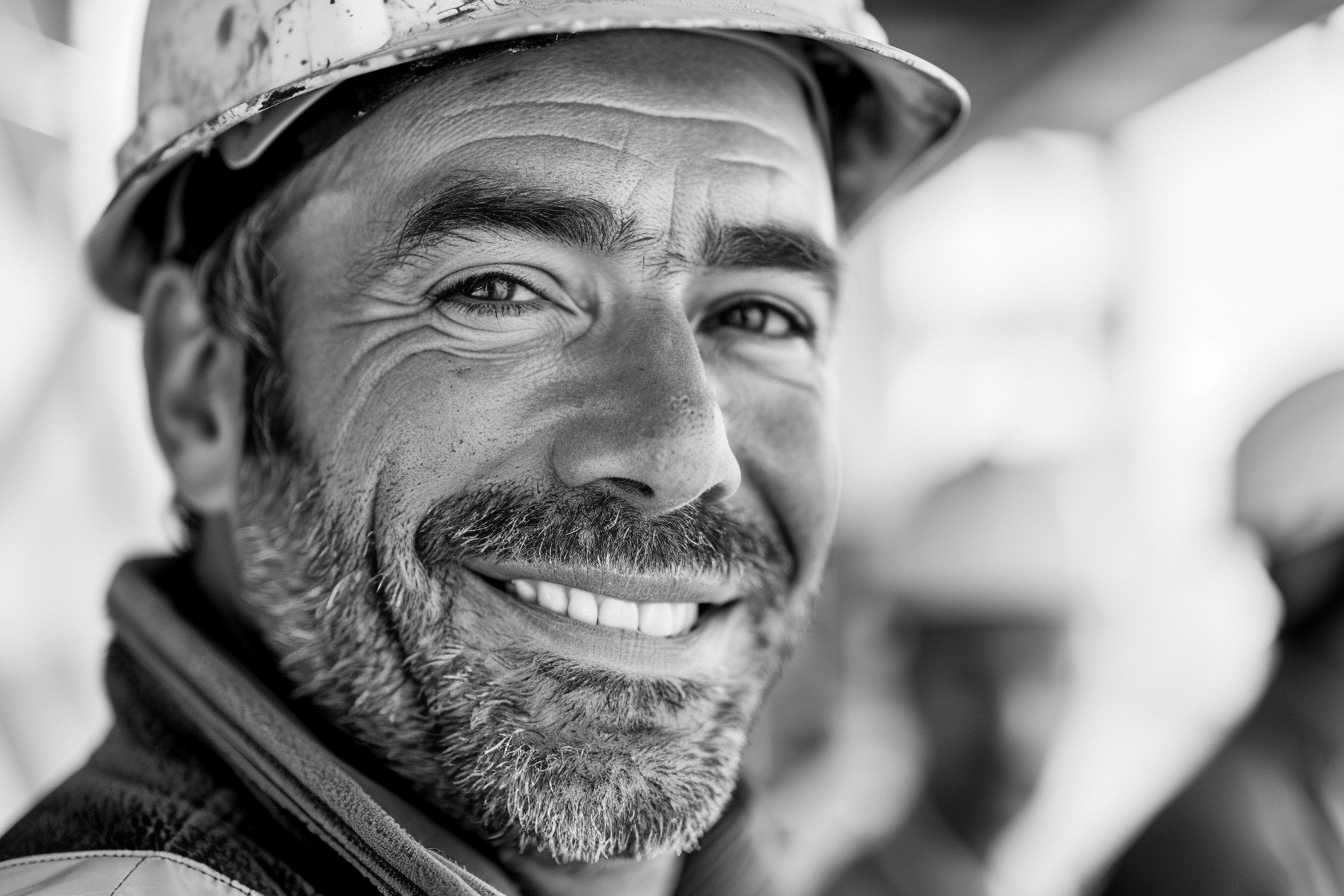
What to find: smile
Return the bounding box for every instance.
[446,559,768,677]
[501,579,699,637]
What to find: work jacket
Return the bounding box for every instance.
[0,557,769,895]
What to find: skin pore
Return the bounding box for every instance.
[146,30,841,896]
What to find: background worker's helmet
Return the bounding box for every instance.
[89,0,967,309]
[1236,369,1344,632]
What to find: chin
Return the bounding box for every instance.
[393,579,801,862]
[423,650,760,861]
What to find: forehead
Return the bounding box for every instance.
[311,30,836,245]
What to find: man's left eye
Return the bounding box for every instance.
[706,298,811,339]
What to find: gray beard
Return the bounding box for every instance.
[231,448,806,862]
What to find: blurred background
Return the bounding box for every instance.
[2,1,1343,894]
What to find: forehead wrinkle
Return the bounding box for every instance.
[393,115,645,159]
[372,98,819,168]
[474,98,816,153]
[612,163,697,278]
[428,28,814,119]
[702,155,804,184]
[438,132,659,167]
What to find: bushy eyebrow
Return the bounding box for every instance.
[380,174,647,267]
[369,174,839,300]
[699,222,840,300]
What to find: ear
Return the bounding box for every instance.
[141,263,245,516]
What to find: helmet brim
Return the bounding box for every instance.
[89,3,967,309]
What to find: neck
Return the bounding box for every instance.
[191,516,245,619]
[501,850,682,896]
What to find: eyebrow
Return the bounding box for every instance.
[373,175,840,298]
[382,174,646,267]
[698,222,840,300]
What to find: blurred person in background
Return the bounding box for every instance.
[0,1,968,894]
[1103,369,1344,896]
[824,464,1072,896]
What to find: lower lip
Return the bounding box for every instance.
[460,569,747,676]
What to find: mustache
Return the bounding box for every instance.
[414,483,791,583]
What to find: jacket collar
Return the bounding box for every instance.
[109,557,516,896]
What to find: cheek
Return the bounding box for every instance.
[299,344,561,534]
[724,377,839,577]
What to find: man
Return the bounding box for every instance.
[0,2,965,895]
[1103,370,1344,896]
[825,465,1072,896]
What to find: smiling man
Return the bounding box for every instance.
[0,3,963,895]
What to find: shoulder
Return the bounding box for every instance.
[0,644,321,895]
[0,851,262,896]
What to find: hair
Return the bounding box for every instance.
[171,180,295,545]
[196,195,293,454]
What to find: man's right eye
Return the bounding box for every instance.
[430,273,547,316]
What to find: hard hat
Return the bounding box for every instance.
[89,0,967,309]
[1235,370,1344,633]
[1236,370,1344,558]
[887,464,1073,622]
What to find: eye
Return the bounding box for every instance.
[430,272,546,315]
[704,297,812,340]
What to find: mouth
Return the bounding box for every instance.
[496,577,703,637]
[460,554,747,642]
[453,559,773,675]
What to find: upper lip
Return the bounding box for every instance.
[459,556,745,606]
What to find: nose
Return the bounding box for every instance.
[550,304,742,515]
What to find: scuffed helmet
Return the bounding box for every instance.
[90,0,968,308]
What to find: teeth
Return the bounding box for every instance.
[637,602,677,637]
[597,596,639,631]
[506,579,701,637]
[675,602,699,632]
[536,581,568,615]
[567,589,599,625]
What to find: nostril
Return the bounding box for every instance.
[698,481,733,505]
[605,477,655,500]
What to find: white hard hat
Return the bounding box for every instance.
[1237,370,1344,558]
[89,0,967,309]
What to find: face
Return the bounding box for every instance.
[908,620,1068,857]
[224,31,840,863]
